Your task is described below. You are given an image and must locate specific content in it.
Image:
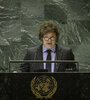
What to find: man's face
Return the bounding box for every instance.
[42,32,57,49]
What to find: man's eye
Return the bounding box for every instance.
[51,37,55,39]
[45,37,48,39]
[51,37,54,38]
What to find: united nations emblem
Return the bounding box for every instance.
[30,75,57,99]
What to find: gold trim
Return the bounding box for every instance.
[30,75,57,99]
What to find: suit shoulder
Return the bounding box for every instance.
[58,45,71,52]
[28,45,39,52]
[58,45,74,59]
[28,46,39,51]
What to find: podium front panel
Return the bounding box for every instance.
[0,73,90,100]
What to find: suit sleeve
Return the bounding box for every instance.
[19,49,31,72]
[66,49,78,71]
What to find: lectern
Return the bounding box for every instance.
[9,60,79,72]
[0,61,90,99]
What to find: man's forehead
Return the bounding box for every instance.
[44,32,56,36]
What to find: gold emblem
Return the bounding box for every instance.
[30,75,57,99]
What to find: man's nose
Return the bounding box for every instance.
[48,39,52,42]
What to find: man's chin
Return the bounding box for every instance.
[45,45,53,49]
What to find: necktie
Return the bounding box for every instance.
[46,49,51,72]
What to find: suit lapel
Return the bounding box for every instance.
[36,45,43,69]
[35,45,64,72]
[55,45,63,72]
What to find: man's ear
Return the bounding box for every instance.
[40,38,43,41]
[57,36,59,42]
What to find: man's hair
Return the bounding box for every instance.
[39,21,60,42]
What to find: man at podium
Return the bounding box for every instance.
[20,21,77,72]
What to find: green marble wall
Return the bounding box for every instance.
[0,0,90,72]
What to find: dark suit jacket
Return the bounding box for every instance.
[20,44,77,72]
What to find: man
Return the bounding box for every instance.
[20,21,77,72]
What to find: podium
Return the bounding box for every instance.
[9,60,79,72]
[0,73,90,100]
[0,60,85,100]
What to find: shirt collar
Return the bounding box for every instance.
[43,45,56,53]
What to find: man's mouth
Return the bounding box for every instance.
[47,43,52,45]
